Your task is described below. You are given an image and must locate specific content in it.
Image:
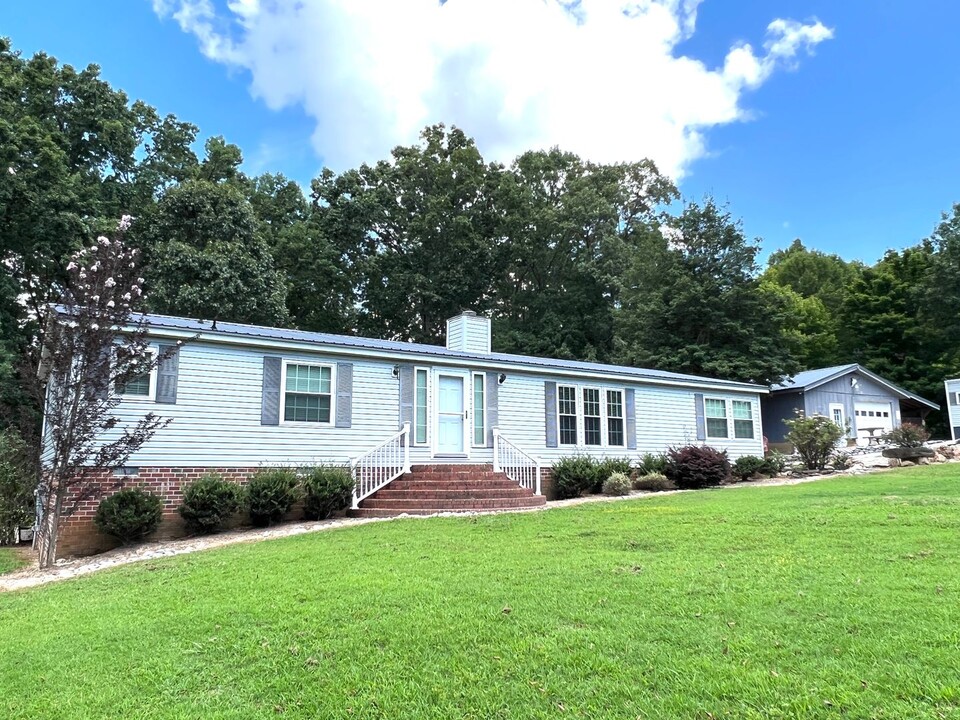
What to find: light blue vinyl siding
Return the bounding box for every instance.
[99,340,765,467]
[803,373,899,440]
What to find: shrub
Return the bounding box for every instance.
[0,429,34,546]
[593,457,633,493]
[303,465,355,520]
[761,450,787,477]
[632,472,676,492]
[179,473,242,534]
[831,452,854,470]
[94,488,163,544]
[637,452,668,476]
[247,468,300,527]
[784,414,844,470]
[732,455,767,482]
[883,422,930,448]
[664,445,730,489]
[602,472,632,496]
[552,455,600,499]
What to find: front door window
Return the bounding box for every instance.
[437,374,465,454]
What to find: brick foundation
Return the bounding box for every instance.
[58,467,264,558]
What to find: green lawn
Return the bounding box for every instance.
[0,548,26,575]
[2,467,960,719]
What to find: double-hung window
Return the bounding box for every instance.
[705,398,728,439]
[115,346,156,400]
[558,385,578,445]
[283,362,332,423]
[582,388,602,446]
[414,368,429,445]
[732,400,754,439]
[606,390,625,447]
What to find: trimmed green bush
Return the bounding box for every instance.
[94,488,162,544]
[247,468,300,527]
[784,414,844,470]
[637,452,668,476]
[303,466,355,520]
[664,445,730,489]
[552,455,601,499]
[883,422,930,448]
[762,451,787,477]
[632,472,676,492]
[602,472,632,496]
[179,473,242,534]
[592,457,633,493]
[732,455,767,482]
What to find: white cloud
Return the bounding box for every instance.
[153,0,833,180]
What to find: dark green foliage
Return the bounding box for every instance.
[179,473,242,534]
[602,472,632,496]
[784,414,845,471]
[246,468,300,527]
[592,457,634,493]
[762,451,787,477]
[637,453,668,476]
[615,199,800,385]
[93,488,162,544]
[632,472,676,492]
[883,423,930,448]
[302,466,354,520]
[664,445,731,489]
[732,455,767,482]
[0,429,35,545]
[552,456,601,499]
[831,452,854,471]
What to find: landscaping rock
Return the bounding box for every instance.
[882,447,935,460]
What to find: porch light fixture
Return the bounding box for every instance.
[851,377,859,390]
[498,373,506,385]
[392,365,400,379]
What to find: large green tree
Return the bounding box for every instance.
[491,149,676,361]
[312,124,500,343]
[615,199,798,385]
[134,179,289,326]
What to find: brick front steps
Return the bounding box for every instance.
[348,464,546,517]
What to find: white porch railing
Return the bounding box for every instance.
[492,427,543,495]
[350,422,411,508]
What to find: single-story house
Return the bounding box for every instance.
[944,378,960,441]
[762,364,939,448]
[47,310,768,556]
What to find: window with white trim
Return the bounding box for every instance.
[606,390,625,447]
[472,372,485,447]
[582,387,602,445]
[283,362,332,423]
[705,398,728,438]
[414,367,429,444]
[558,385,578,445]
[732,400,754,439]
[115,346,156,400]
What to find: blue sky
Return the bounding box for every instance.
[2,1,958,265]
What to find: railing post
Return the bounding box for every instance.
[402,421,412,474]
[350,457,360,509]
[535,462,542,496]
[492,426,501,472]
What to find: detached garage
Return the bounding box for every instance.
[762,364,939,449]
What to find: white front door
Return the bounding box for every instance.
[436,373,468,455]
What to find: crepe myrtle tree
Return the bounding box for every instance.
[34,217,174,568]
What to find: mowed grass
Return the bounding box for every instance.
[0,548,26,575]
[2,468,960,719]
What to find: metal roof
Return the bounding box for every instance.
[771,363,939,410]
[129,311,766,392]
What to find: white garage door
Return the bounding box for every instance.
[853,402,894,441]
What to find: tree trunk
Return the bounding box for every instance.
[36,491,62,569]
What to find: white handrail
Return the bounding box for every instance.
[492,427,543,495]
[350,422,411,508]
